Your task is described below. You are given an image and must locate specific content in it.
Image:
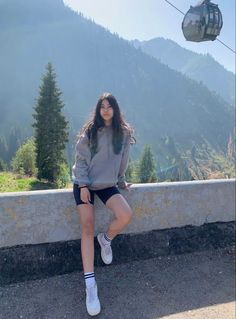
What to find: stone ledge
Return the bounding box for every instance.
[0,179,235,248]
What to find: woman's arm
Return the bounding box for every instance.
[117,131,131,189]
[72,132,91,187]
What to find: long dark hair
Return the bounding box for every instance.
[80,93,134,155]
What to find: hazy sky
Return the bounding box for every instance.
[63,0,235,73]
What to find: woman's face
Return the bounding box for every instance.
[100,99,114,125]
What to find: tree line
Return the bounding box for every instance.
[0,63,159,186]
[0,63,69,187]
[1,63,235,186]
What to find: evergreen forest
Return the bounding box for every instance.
[0,0,235,190]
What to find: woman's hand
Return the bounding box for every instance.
[80,187,91,204]
[124,182,132,191]
[118,181,132,191]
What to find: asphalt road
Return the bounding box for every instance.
[0,247,235,319]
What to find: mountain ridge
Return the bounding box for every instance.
[0,0,234,176]
[132,37,235,106]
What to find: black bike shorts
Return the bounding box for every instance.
[73,184,120,206]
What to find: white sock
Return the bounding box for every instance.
[84,272,96,288]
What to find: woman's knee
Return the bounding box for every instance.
[107,194,133,225]
[119,208,133,225]
[126,208,133,224]
[81,218,94,236]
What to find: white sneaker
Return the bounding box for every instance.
[86,283,101,316]
[97,233,113,265]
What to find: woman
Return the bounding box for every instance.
[72,93,134,316]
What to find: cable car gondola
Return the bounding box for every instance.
[182,0,223,42]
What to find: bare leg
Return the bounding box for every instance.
[105,194,133,240]
[77,204,95,273]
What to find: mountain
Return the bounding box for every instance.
[0,0,234,176]
[132,38,235,106]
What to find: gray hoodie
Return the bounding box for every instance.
[72,126,131,190]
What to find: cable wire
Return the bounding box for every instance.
[216,38,236,54]
[163,0,236,55]
[163,0,185,15]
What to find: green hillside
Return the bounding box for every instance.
[133,37,235,107]
[0,0,234,181]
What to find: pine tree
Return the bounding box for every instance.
[138,144,157,183]
[32,63,69,182]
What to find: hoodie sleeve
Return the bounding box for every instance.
[117,131,131,187]
[72,132,91,187]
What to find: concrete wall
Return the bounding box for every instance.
[0,179,235,249]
